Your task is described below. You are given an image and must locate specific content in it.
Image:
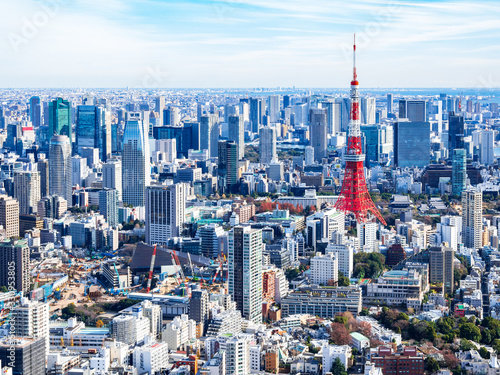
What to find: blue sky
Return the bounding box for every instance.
[1,0,500,88]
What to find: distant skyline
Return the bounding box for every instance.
[1,0,500,88]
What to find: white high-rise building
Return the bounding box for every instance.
[11,298,50,356]
[102,158,122,199]
[268,95,280,124]
[228,115,245,159]
[305,146,314,165]
[310,252,338,285]
[133,339,169,375]
[162,314,196,350]
[225,335,250,375]
[141,300,163,340]
[361,97,376,125]
[145,183,186,246]
[110,307,150,345]
[71,155,89,187]
[154,139,177,163]
[462,187,482,249]
[122,112,150,207]
[13,170,40,215]
[49,135,72,202]
[259,127,277,164]
[358,222,377,252]
[249,345,261,373]
[228,226,263,324]
[326,243,354,278]
[322,344,351,375]
[481,129,495,165]
[435,216,462,251]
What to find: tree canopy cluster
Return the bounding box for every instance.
[353,252,385,279]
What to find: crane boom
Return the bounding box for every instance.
[146,244,157,293]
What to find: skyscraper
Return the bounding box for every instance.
[452,149,466,196]
[198,223,226,258]
[448,112,465,152]
[462,187,482,250]
[99,188,119,227]
[228,115,245,159]
[155,96,165,125]
[11,298,50,356]
[122,112,150,207]
[189,289,209,327]
[145,183,186,245]
[13,171,41,215]
[0,195,20,238]
[259,127,277,164]
[429,246,455,295]
[37,156,49,198]
[218,140,239,194]
[481,129,495,166]
[406,100,428,122]
[387,93,393,114]
[309,108,328,162]
[394,121,430,168]
[200,114,218,157]
[398,99,407,119]
[0,239,30,294]
[0,337,46,375]
[29,96,42,127]
[76,105,112,161]
[163,106,180,126]
[360,97,376,124]
[268,95,280,124]
[49,135,72,202]
[323,100,341,135]
[250,98,263,133]
[48,98,71,140]
[102,158,122,199]
[228,226,263,324]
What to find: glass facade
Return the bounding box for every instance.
[452,148,466,196]
[394,121,430,168]
[48,98,71,140]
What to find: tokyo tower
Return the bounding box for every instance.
[334,35,387,226]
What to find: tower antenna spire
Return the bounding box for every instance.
[353,34,357,82]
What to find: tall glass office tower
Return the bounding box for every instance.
[452,149,466,196]
[122,112,150,207]
[48,98,71,140]
[75,105,111,161]
[49,135,72,202]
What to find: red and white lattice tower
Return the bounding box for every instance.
[334,35,387,226]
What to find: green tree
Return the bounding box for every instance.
[425,357,440,374]
[330,357,347,375]
[0,286,8,293]
[459,322,481,342]
[482,329,492,345]
[460,339,475,351]
[360,307,370,316]
[338,271,350,286]
[479,347,491,359]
